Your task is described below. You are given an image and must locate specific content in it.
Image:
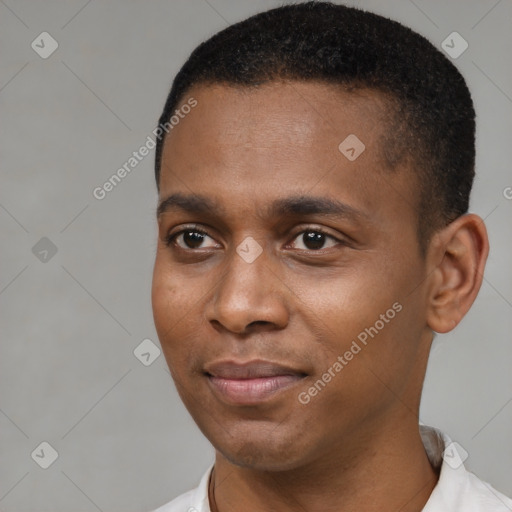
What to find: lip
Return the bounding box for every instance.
[204,359,307,405]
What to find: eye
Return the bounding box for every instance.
[289,229,340,251]
[165,228,219,250]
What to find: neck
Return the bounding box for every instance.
[210,418,439,512]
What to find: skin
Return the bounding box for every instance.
[152,81,489,512]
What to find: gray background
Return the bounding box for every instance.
[0,0,511,510]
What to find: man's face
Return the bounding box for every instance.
[152,81,433,471]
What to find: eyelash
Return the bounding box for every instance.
[164,225,343,251]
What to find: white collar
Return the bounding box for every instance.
[420,425,512,511]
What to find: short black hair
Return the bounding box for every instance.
[155,1,475,244]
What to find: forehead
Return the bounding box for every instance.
[165,81,392,162]
[159,81,416,223]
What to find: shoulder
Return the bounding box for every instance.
[459,470,512,512]
[148,465,213,512]
[421,425,512,512]
[150,489,197,512]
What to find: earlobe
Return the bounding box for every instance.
[426,214,489,334]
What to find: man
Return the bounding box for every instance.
[150,2,512,511]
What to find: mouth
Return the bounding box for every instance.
[204,359,307,405]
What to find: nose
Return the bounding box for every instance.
[206,243,289,335]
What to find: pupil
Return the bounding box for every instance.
[304,231,325,250]
[184,231,204,248]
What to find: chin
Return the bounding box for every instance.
[212,428,313,472]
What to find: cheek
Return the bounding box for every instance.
[289,265,391,343]
[319,289,426,415]
[151,254,212,379]
[152,251,193,318]
[290,259,419,382]
[151,262,174,330]
[151,256,192,352]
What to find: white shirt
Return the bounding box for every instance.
[151,425,512,512]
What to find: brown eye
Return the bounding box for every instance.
[290,230,339,251]
[181,231,207,248]
[166,229,219,249]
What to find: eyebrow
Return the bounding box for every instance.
[157,192,367,222]
[157,193,222,218]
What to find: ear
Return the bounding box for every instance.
[425,214,489,333]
